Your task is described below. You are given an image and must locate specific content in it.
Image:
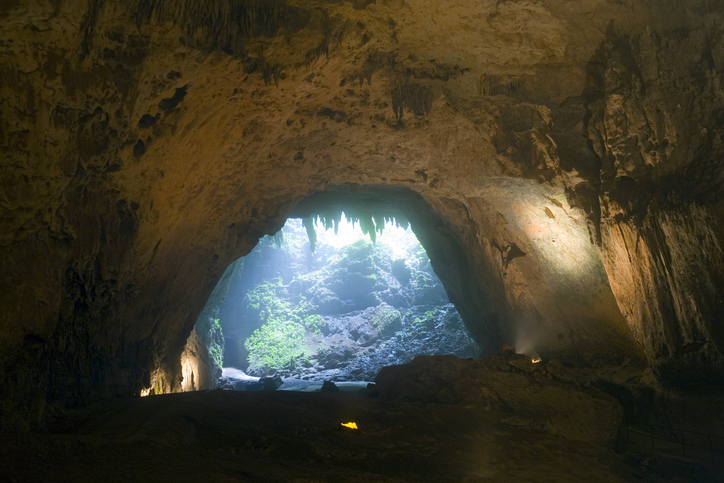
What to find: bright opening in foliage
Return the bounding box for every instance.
[199,214,478,388]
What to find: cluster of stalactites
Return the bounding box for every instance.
[299,210,409,252]
[131,0,291,37]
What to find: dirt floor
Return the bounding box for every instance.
[1,389,722,482]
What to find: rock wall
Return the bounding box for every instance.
[584,21,724,379]
[1,0,723,429]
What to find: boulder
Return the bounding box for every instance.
[328,270,378,299]
[320,380,339,392]
[313,288,345,315]
[347,315,380,346]
[259,374,283,391]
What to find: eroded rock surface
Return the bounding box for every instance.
[1,0,723,429]
[375,354,623,446]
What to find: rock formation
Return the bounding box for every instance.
[374,354,623,446]
[1,0,723,430]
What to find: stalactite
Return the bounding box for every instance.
[79,0,106,59]
[131,0,298,51]
[300,209,409,253]
[129,0,332,84]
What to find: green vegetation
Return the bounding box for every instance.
[413,309,440,331]
[338,240,376,275]
[303,314,324,333]
[241,278,321,371]
[195,314,225,369]
[245,319,307,373]
[335,239,394,279]
[204,214,475,382]
[209,318,224,368]
[415,272,434,288]
[369,304,402,333]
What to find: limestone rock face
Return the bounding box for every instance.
[1,0,723,428]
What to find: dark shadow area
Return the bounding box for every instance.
[6,355,723,482]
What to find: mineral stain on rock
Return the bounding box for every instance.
[317,107,348,122]
[137,113,157,128]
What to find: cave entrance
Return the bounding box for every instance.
[196,203,479,391]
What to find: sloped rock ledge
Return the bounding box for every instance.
[375,354,624,446]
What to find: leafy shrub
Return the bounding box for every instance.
[245,319,307,372]
[243,279,286,316]
[303,314,324,333]
[242,279,323,371]
[209,318,224,368]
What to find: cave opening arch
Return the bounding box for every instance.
[182,185,516,392]
[150,180,644,397]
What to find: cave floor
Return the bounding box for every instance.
[1,389,720,482]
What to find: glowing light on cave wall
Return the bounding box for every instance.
[509,192,606,356]
[139,368,167,397]
[514,198,598,282]
[180,345,201,392]
[476,179,615,357]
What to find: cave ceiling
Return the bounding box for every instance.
[1,0,724,427]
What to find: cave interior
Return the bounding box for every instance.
[1,0,724,481]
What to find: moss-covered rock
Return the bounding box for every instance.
[328,269,378,299]
[367,303,402,335]
[312,287,344,315]
[245,320,307,375]
[413,309,440,332]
